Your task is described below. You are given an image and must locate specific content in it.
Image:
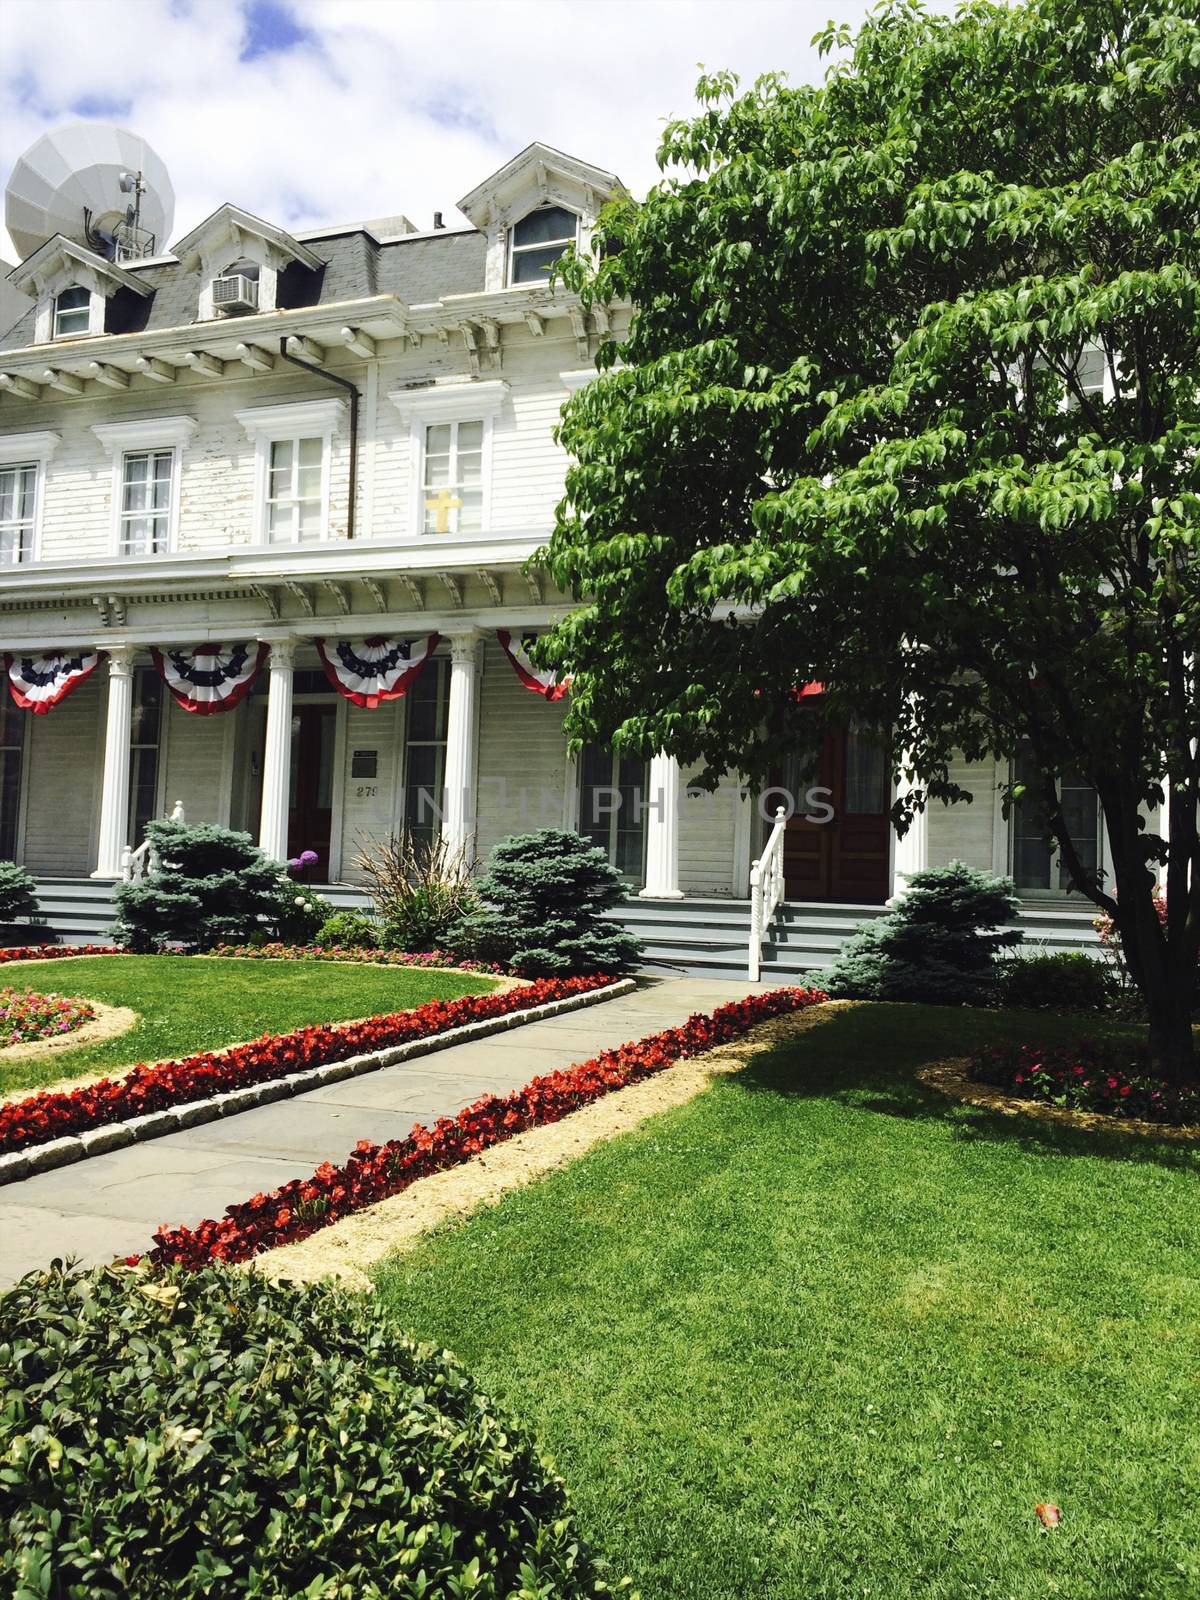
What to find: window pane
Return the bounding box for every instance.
[297,500,321,539]
[268,502,294,539]
[270,438,293,479]
[298,436,322,467]
[512,243,566,284]
[457,420,483,453]
[845,730,888,814]
[457,489,483,532]
[1012,747,1099,894]
[426,423,452,456]
[512,206,576,247]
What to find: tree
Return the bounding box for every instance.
[112,820,288,951]
[539,0,1200,1078]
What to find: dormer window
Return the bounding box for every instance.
[213,259,261,315]
[53,285,91,338]
[509,205,578,285]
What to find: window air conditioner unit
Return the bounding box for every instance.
[212,272,259,313]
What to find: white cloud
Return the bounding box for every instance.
[1,0,882,261]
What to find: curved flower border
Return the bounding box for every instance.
[149,986,828,1269]
[0,975,611,1155]
[0,944,125,965]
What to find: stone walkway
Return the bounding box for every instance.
[0,976,769,1284]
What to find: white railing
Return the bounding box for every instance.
[120,799,185,883]
[748,805,788,982]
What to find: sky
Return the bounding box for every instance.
[0,0,894,261]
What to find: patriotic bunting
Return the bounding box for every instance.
[496,629,569,701]
[5,649,104,713]
[316,634,440,708]
[152,641,268,714]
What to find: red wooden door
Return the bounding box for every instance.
[780,726,891,904]
[287,703,336,880]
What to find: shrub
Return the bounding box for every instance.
[0,1262,620,1600]
[112,821,288,952]
[998,951,1117,1013]
[314,908,378,949]
[827,860,1021,1005]
[0,861,39,923]
[461,829,643,976]
[354,833,478,952]
[270,883,330,946]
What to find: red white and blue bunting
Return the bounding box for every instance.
[151,641,268,715]
[316,634,440,709]
[496,629,569,701]
[5,649,104,714]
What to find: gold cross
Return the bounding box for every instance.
[425,487,462,533]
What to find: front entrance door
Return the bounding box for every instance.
[780,726,891,903]
[288,703,336,880]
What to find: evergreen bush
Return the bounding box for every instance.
[112,821,288,952]
[826,860,1021,1005]
[0,1261,619,1600]
[998,950,1117,1013]
[0,861,39,924]
[462,828,642,976]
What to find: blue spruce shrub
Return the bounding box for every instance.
[826,860,1021,1004]
[460,828,643,975]
[112,820,289,952]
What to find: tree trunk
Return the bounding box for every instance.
[1148,993,1197,1086]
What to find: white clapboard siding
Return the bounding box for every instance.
[20,677,103,874]
[678,765,741,896]
[160,700,231,825]
[927,754,1001,873]
[474,635,571,861]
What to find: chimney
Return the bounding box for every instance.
[433,211,444,230]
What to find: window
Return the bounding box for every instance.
[236,399,344,545]
[403,656,449,850]
[423,420,483,534]
[119,449,174,555]
[0,696,23,861]
[0,462,37,565]
[509,205,578,285]
[388,382,506,540]
[579,744,647,882]
[127,667,163,846]
[53,285,91,338]
[1012,746,1102,895]
[267,435,324,541]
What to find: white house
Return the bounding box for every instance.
[0,130,1102,973]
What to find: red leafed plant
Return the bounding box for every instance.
[0,975,613,1154]
[148,985,828,1269]
[0,944,125,965]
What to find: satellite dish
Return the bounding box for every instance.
[4,122,174,263]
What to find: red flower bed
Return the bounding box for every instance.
[970,1038,1200,1126]
[0,945,124,965]
[0,975,612,1155]
[210,943,503,974]
[149,985,827,1268]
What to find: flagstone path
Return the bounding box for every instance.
[0,976,773,1285]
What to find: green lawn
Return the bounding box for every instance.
[376,1002,1200,1600]
[1,956,494,1096]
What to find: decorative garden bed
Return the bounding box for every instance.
[0,973,617,1158]
[0,944,125,965]
[210,942,503,974]
[1,987,95,1048]
[969,1038,1200,1127]
[147,985,828,1268]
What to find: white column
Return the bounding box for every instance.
[442,632,480,864]
[889,761,928,902]
[258,639,295,862]
[93,646,135,878]
[639,751,684,899]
